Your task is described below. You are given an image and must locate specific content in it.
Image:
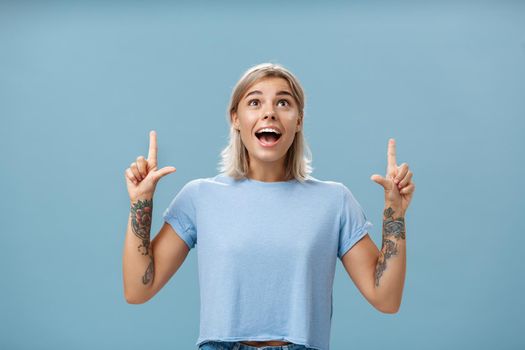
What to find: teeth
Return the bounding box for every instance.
[256,128,281,134]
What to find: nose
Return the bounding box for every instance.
[264,110,276,120]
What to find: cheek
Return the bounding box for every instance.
[243,129,254,141]
[239,127,256,145]
[236,109,253,123]
[238,116,258,134]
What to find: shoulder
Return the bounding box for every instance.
[306,178,365,213]
[179,174,230,194]
[297,176,351,204]
[170,178,205,203]
[179,178,204,192]
[305,176,347,193]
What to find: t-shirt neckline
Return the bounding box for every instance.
[224,174,298,186]
[245,176,299,186]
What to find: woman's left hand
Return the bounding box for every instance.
[370,138,415,216]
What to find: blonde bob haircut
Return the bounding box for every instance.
[217,62,314,183]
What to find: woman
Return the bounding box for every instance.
[122,63,415,350]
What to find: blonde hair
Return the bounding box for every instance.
[217,62,314,182]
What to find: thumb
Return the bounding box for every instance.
[154,166,177,180]
[370,174,389,188]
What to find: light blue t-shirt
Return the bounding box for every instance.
[162,173,373,350]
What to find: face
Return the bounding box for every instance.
[232,76,302,170]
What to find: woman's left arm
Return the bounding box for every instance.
[370,138,415,313]
[341,139,414,313]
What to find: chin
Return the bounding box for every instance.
[250,153,280,162]
[246,147,283,161]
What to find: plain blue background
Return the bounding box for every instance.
[1,1,524,349]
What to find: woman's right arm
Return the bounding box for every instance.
[122,130,184,304]
[123,196,190,304]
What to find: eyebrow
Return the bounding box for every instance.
[244,90,293,99]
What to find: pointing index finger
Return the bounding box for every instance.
[148,130,157,163]
[387,138,397,173]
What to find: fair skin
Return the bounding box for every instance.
[123,79,415,347]
[232,76,302,182]
[122,131,188,305]
[342,139,415,314]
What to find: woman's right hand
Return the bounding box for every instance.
[124,130,177,202]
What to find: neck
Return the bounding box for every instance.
[247,159,287,182]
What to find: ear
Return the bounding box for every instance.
[296,115,302,132]
[231,111,239,130]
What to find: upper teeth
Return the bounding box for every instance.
[257,128,281,134]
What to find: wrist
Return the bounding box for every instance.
[383,203,405,218]
[130,196,154,206]
[382,205,406,240]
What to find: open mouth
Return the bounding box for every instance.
[255,131,282,146]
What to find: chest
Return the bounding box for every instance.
[196,188,340,262]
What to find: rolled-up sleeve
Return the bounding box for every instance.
[162,179,200,250]
[338,184,373,260]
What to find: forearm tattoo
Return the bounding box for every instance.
[130,199,155,285]
[375,206,406,287]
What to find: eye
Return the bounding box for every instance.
[248,99,260,106]
[277,99,290,107]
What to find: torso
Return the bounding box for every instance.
[239,341,293,347]
[195,175,343,350]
